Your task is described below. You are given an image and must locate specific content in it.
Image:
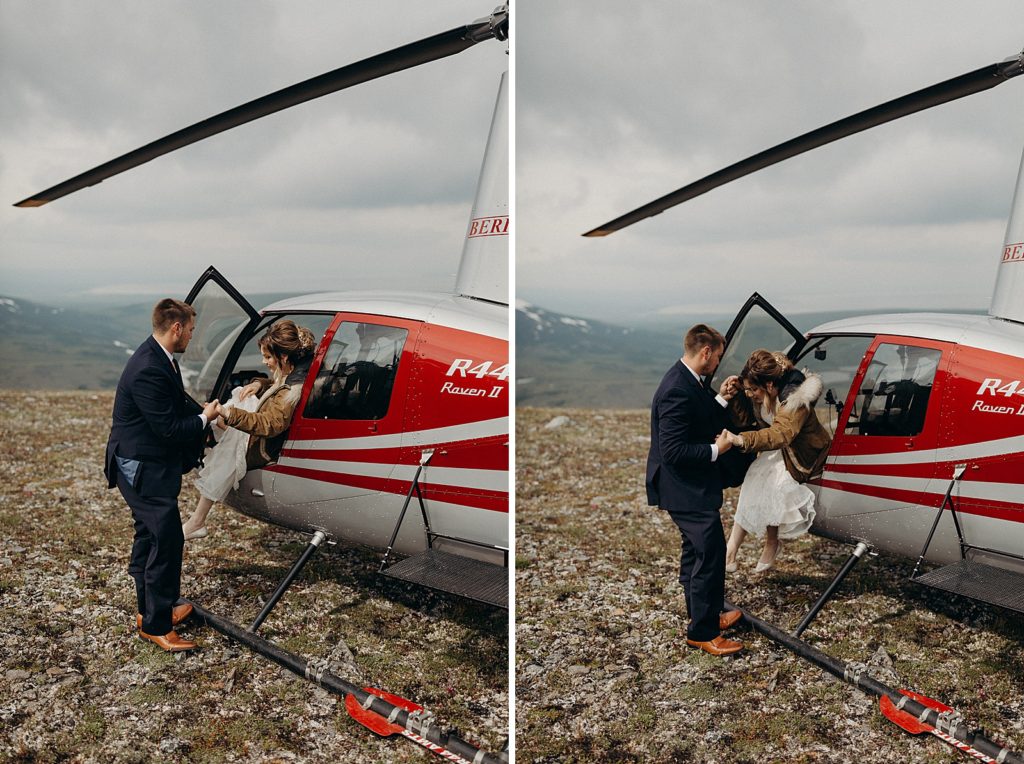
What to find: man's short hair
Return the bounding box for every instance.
[152,298,196,333]
[683,323,725,355]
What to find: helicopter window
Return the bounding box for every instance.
[794,335,873,436]
[179,279,254,402]
[845,343,941,437]
[302,322,409,421]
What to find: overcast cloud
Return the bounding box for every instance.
[516,1,1024,325]
[0,1,507,305]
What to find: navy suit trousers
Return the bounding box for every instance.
[667,507,725,642]
[118,471,184,635]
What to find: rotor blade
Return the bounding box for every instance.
[15,16,504,208]
[583,52,1024,237]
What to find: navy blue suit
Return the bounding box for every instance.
[647,360,731,641]
[105,336,205,635]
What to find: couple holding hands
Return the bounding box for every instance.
[646,324,831,656]
[104,299,314,651]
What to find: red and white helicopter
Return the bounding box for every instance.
[16,6,509,763]
[586,49,1024,763]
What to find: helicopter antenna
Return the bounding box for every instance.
[583,49,1024,237]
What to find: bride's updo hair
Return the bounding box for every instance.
[740,349,794,389]
[259,320,315,367]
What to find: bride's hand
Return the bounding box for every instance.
[239,381,260,400]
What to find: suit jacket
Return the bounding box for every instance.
[104,336,205,497]
[646,360,731,514]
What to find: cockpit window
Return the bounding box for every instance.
[845,343,941,437]
[303,322,409,421]
[795,335,873,436]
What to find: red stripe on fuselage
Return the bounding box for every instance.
[818,478,1024,522]
[826,459,1024,482]
[264,464,509,513]
[281,442,507,470]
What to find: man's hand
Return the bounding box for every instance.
[719,375,740,400]
[203,400,220,422]
[715,429,734,454]
[238,381,261,400]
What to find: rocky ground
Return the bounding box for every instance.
[515,407,1024,763]
[0,391,508,763]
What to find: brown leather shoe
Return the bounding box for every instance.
[719,610,743,631]
[136,603,193,631]
[686,635,743,656]
[138,629,197,652]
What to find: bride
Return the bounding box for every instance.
[181,319,315,540]
[723,350,831,572]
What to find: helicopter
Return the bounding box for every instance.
[584,45,1024,764]
[15,5,510,763]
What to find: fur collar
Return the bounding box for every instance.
[780,371,823,411]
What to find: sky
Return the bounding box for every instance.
[0,1,508,305]
[517,1,1024,325]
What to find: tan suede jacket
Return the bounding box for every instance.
[736,371,832,484]
[223,379,302,469]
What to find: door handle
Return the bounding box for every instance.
[904,440,914,450]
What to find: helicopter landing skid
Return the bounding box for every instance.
[183,599,508,764]
[723,599,1024,764]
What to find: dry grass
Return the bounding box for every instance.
[0,391,507,763]
[515,407,1024,763]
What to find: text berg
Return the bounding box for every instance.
[1002,242,1024,263]
[467,216,509,237]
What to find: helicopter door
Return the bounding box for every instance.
[710,292,807,392]
[811,336,950,518]
[179,266,261,403]
[266,313,419,524]
[179,266,267,516]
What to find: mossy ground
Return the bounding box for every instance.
[0,391,507,763]
[515,407,1024,763]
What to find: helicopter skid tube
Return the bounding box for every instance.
[184,599,507,764]
[724,599,1023,763]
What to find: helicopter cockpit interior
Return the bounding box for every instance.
[844,343,941,437]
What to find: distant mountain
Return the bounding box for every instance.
[0,296,151,389]
[516,301,683,409]
[515,300,949,409]
[0,292,300,390]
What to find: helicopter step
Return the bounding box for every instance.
[380,549,508,609]
[913,559,1024,615]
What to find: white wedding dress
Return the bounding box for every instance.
[194,386,260,502]
[733,406,816,540]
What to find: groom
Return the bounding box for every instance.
[646,323,744,656]
[104,298,220,652]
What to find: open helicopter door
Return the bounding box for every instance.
[180,266,268,517]
[710,292,806,392]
